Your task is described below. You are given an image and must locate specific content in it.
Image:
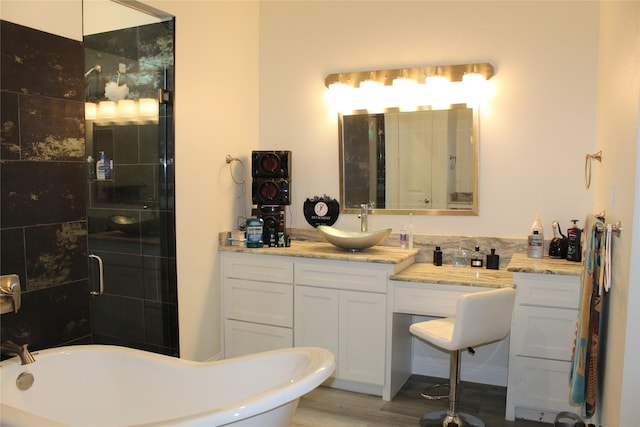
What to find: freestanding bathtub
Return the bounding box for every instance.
[0,345,335,427]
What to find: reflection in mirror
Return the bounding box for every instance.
[340,105,478,215]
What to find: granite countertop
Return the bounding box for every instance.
[219,240,419,265]
[389,262,513,288]
[507,252,582,276]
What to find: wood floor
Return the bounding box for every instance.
[292,375,550,427]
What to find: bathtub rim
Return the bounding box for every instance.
[0,345,335,427]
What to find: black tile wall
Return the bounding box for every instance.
[1,20,90,353]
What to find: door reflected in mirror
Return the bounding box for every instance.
[339,105,478,216]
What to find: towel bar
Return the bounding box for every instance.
[595,221,622,237]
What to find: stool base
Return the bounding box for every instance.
[419,410,484,427]
[420,383,450,400]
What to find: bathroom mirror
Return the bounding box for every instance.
[339,104,478,216]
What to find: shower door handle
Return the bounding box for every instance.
[89,254,104,296]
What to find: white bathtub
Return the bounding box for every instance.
[0,345,335,427]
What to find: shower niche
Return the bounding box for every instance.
[83,3,178,356]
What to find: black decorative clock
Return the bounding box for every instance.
[303,196,339,227]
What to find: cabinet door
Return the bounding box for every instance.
[294,286,339,364]
[512,305,578,361]
[224,278,293,327]
[509,357,573,413]
[339,290,386,386]
[224,319,292,358]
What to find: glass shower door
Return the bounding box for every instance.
[83,4,177,356]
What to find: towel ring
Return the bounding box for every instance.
[584,151,602,190]
[225,155,246,185]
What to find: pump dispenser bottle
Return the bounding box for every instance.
[527,214,545,258]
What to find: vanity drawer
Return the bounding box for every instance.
[515,274,580,309]
[223,278,293,327]
[295,261,387,293]
[222,253,293,284]
[392,284,484,317]
[512,305,577,361]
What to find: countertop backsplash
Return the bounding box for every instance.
[221,227,531,269]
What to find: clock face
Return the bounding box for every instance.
[303,197,339,227]
[314,201,329,216]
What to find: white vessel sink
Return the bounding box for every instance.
[317,226,391,251]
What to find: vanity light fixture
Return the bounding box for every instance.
[358,72,386,112]
[325,62,494,112]
[425,66,449,86]
[325,73,354,113]
[392,69,419,110]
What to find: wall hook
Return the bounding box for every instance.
[584,150,602,190]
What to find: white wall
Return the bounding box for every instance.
[0,0,82,40]
[594,2,640,425]
[258,1,598,238]
[144,0,260,361]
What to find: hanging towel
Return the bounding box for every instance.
[569,214,603,418]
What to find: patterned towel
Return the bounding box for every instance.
[569,213,603,418]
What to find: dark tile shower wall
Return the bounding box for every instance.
[0,20,91,351]
[84,21,178,356]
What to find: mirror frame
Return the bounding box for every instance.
[338,104,479,216]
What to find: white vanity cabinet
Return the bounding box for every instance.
[294,259,388,394]
[220,244,417,396]
[505,272,581,423]
[221,252,294,358]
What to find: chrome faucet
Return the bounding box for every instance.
[358,202,372,232]
[1,341,35,365]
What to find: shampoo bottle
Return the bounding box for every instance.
[96,151,106,180]
[566,219,582,262]
[527,214,545,259]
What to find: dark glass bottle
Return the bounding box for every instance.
[433,246,443,266]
